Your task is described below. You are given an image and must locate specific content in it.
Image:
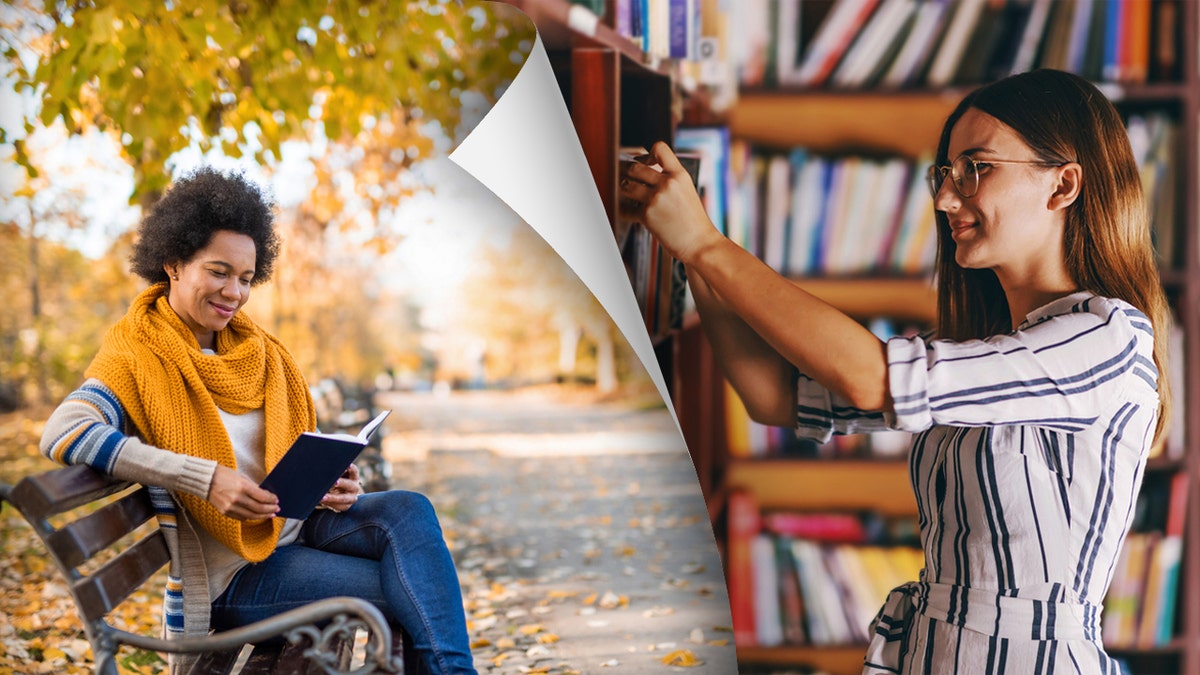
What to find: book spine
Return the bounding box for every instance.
[668,0,690,59]
[774,535,809,644]
[1065,0,1092,73]
[880,0,952,87]
[616,0,633,38]
[925,0,985,87]
[1124,0,1151,84]
[1153,536,1183,645]
[727,490,761,646]
[1009,0,1052,74]
[752,534,784,646]
[795,0,875,86]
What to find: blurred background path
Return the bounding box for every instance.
[379,388,738,674]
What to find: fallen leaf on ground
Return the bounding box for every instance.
[660,649,703,667]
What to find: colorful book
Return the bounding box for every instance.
[795,0,884,87]
[925,0,986,86]
[752,533,784,646]
[727,490,761,646]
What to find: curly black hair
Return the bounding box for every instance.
[129,167,281,286]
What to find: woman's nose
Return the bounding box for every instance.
[933,176,960,213]
[221,278,242,299]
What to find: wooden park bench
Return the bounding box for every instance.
[1,464,421,674]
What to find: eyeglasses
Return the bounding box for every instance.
[926,154,1065,199]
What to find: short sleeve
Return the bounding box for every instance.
[885,297,1155,433]
[795,372,891,442]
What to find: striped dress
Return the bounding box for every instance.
[794,292,1159,674]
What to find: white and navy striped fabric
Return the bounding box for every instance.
[795,292,1159,674]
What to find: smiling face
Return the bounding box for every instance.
[934,108,1072,287]
[164,230,257,350]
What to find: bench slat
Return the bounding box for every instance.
[10,465,131,521]
[73,530,170,622]
[242,637,353,675]
[239,645,282,675]
[186,647,243,675]
[46,488,156,569]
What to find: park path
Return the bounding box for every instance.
[376,388,740,674]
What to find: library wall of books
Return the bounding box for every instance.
[513,1,1199,673]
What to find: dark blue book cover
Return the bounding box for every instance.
[260,410,390,519]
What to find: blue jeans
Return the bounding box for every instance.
[211,490,477,674]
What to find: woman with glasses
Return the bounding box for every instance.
[619,69,1170,673]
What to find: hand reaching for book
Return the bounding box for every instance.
[318,462,364,513]
[618,141,722,265]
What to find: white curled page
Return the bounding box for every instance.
[449,31,679,432]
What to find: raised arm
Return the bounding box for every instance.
[687,267,797,426]
[621,142,891,413]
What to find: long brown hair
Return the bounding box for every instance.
[933,69,1172,445]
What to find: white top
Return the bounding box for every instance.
[198,348,302,600]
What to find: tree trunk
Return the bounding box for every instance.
[594,327,616,394]
[557,322,581,377]
[28,213,49,405]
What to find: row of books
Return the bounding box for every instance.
[623,224,688,337]
[618,148,702,337]
[580,0,704,60]
[1127,110,1181,269]
[730,145,939,276]
[735,0,1183,90]
[727,491,924,647]
[1102,471,1188,647]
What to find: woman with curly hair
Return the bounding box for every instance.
[40,167,477,674]
[621,69,1171,673]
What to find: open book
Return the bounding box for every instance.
[260,409,391,519]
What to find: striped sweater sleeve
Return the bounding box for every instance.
[40,378,217,499]
[886,297,1155,433]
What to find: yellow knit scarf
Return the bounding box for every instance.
[85,282,316,562]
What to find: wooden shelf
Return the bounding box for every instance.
[725,459,916,517]
[790,276,938,324]
[736,644,866,674]
[730,83,1194,157]
[730,91,962,157]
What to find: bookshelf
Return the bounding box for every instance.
[681,2,1200,675]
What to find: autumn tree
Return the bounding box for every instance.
[0,0,535,400]
[5,0,534,200]
[455,223,632,393]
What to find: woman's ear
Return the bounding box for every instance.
[1048,162,1082,211]
[163,261,179,281]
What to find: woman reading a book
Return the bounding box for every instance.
[620,69,1170,673]
[39,167,477,675]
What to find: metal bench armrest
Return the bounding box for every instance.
[93,596,399,674]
